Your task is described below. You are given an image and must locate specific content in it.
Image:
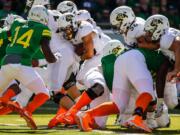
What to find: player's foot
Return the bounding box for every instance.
[124,115,152,133]
[48,113,66,128]
[64,109,77,125]
[155,103,170,128]
[146,112,158,129]
[7,101,37,130]
[75,111,93,132]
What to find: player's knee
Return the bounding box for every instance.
[7,82,21,95]
[86,83,104,100]
[51,92,66,104]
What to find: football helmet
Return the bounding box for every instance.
[103,40,125,57]
[57,12,77,40]
[28,5,49,25]
[110,6,135,34]
[144,14,169,41]
[57,1,77,14]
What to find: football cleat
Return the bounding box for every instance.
[124,115,152,133]
[7,101,37,130]
[75,111,93,132]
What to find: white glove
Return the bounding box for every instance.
[54,52,62,61]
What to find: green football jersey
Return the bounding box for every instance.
[0,27,10,68]
[2,20,51,66]
[101,48,166,92]
[32,49,45,60]
[101,54,116,92]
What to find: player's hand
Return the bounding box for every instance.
[166,70,179,82]
[54,52,62,61]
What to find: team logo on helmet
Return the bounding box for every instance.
[112,46,121,55]
[149,18,163,33]
[150,18,163,27]
[116,12,128,21]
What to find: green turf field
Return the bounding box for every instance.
[0,114,179,135]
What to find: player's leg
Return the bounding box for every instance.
[64,68,107,124]
[0,80,21,115]
[48,91,74,128]
[15,65,50,129]
[125,50,154,132]
[75,54,130,131]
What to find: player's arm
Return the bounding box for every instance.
[167,36,180,81]
[156,58,172,98]
[81,32,94,60]
[137,36,160,50]
[40,37,56,63]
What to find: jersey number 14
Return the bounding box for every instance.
[11,26,34,48]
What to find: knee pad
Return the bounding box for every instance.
[63,73,76,90]
[51,92,66,104]
[164,82,178,109]
[86,83,104,100]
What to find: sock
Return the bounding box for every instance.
[87,102,119,117]
[70,91,92,111]
[0,101,19,115]
[136,92,153,112]
[25,93,49,114]
[56,106,67,116]
[0,89,16,102]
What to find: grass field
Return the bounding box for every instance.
[0,114,180,135]
[0,102,179,135]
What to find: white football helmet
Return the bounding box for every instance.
[26,0,50,8]
[103,40,125,57]
[57,12,77,40]
[28,5,49,25]
[110,6,135,34]
[75,9,96,27]
[57,1,77,14]
[75,10,91,22]
[144,14,169,41]
[3,14,23,28]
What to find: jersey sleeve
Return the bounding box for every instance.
[42,26,52,39]
[129,18,145,38]
[78,21,93,38]
[160,32,175,50]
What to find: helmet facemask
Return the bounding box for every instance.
[144,15,169,42]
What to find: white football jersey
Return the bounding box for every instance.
[71,21,106,55]
[122,17,145,48]
[48,10,59,32]
[160,28,180,61]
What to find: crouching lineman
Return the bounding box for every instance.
[75,39,172,133]
[110,6,171,128]
[142,15,180,109]
[50,12,110,126]
[0,5,57,129]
